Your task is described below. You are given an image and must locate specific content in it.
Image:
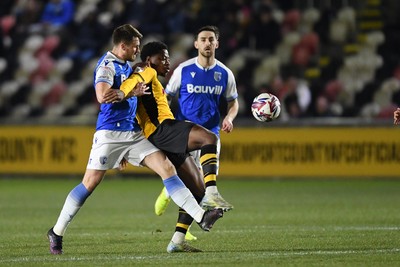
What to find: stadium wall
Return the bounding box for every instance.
[0,125,398,178]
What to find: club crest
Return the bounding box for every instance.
[214,72,222,82]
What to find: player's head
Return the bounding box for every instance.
[112,24,143,62]
[194,25,219,59]
[140,41,170,77]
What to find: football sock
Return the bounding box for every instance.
[172,208,194,243]
[205,185,218,195]
[53,183,91,236]
[171,231,186,244]
[163,175,204,223]
[200,144,218,188]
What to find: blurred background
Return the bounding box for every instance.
[1,0,399,125]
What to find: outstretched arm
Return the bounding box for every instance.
[221,99,239,133]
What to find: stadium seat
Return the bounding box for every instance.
[54,57,74,79]
[301,8,320,27]
[292,43,311,67]
[0,57,7,74]
[324,80,343,102]
[78,103,100,116]
[1,15,16,35]
[42,103,66,118]
[299,32,319,55]
[28,80,53,108]
[252,55,281,88]
[377,104,397,118]
[359,102,379,118]
[18,52,39,77]
[31,52,55,82]
[23,35,44,53]
[10,103,32,118]
[38,35,60,55]
[0,80,20,98]
[225,50,247,76]
[42,81,67,107]
[282,9,301,33]
[60,79,92,113]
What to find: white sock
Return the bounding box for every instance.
[53,183,91,236]
[205,185,218,195]
[163,175,205,223]
[170,188,204,223]
[171,232,185,244]
[53,194,82,236]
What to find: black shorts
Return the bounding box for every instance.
[148,119,195,166]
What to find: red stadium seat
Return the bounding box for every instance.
[292,43,310,67]
[38,35,60,55]
[324,80,343,102]
[1,15,16,35]
[299,32,319,55]
[30,52,55,83]
[282,9,301,33]
[42,81,67,107]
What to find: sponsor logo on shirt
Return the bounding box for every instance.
[187,84,223,94]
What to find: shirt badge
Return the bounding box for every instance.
[214,72,222,82]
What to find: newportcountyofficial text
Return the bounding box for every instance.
[222,142,400,164]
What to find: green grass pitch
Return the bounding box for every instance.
[0,177,400,266]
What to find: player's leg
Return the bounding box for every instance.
[141,149,223,232]
[142,151,204,223]
[47,169,105,254]
[166,155,204,252]
[187,124,233,211]
[47,130,136,255]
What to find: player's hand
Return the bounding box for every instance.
[126,82,150,98]
[394,108,400,125]
[221,117,233,133]
[103,89,125,103]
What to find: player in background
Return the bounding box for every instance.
[46,24,222,255]
[119,40,232,252]
[154,25,239,223]
[394,108,400,124]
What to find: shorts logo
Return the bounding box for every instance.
[100,156,108,165]
[214,72,222,82]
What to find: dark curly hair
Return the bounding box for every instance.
[140,41,168,62]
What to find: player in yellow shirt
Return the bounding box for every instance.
[120,41,231,252]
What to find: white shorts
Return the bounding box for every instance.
[189,138,221,175]
[87,130,160,170]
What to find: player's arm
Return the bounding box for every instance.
[95,82,123,104]
[94,63,124,103]
[120,67,156,97]
[221,99,239,133]
[96,81,150,103]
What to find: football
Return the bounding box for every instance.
[251,93,281,122]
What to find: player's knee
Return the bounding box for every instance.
[205,131,218,145]
[161,158,177,177]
